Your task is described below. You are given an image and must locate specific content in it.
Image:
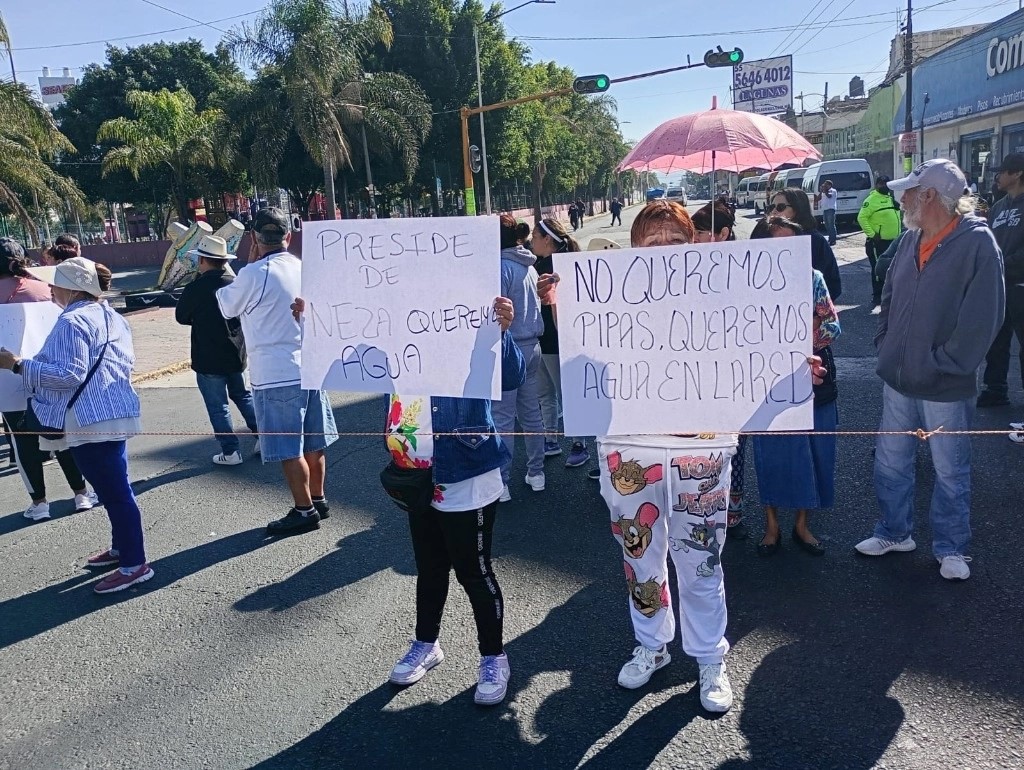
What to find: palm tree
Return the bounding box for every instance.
[97,87,227,223]
[227,0,430,219]
[0,14,85,241]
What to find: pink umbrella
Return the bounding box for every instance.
[619,98,820,174]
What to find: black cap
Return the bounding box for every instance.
[876,175,891,185]
[995,153,1024,174]
[252,207,290,244]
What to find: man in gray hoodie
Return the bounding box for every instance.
[855,159,1005,581]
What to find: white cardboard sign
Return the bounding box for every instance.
[300,216,502,399]
[553,236,815,436]
[0,302,61,412]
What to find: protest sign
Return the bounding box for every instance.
[300,216,502,399]
[0,302,61,411]
[553,236,816,436]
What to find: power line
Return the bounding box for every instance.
[791,0,859,57]
[767,0,832,58]
[12,11,262,51]
[135,0,229,35]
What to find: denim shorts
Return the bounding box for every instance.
[252,385,339,463]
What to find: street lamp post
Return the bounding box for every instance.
[474,0,555,215]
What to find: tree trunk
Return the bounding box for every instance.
[532,163,545,222]
[323,156,338,220]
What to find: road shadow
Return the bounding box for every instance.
[0,527,271,650]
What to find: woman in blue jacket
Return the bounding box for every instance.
[291,294,525,707]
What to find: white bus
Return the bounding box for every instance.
[736,177,757,208]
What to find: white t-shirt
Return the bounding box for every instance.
[820,188,838,211]
[387,394,503,512]
[216,250,302,390]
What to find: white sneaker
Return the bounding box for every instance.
[1010,431,1024,444]
[854,535,916,556]
[870,305,882,315]
[499,485,511,503]
[1009,421,1024,431]
[938,554,971,580]
[617,645,671,689]
[474,653,510,705]
[699,662,733,713]
[389,640,445,685]
[74,491,100,512]
[23,501,50,521]
[525,472,545,492]
[213,451,243,466]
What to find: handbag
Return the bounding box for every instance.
[379,461,435,513]
[24,310,110,439]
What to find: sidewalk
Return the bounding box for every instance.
[125,308,191,383]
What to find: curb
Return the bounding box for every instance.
[131,359,192,385]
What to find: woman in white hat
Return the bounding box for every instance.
[0,257,151,595]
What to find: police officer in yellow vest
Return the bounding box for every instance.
[858,175,903,314]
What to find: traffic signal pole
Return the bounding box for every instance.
[459,59,714,217]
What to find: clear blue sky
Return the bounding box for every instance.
[4,0,1019,145]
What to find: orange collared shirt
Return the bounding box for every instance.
[917,216,960,270]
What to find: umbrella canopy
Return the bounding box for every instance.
[619,104,820,174]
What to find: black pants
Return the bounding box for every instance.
[407,501,503,656]
[611,213,621,226]
[865,237,892,307]
[982,282,1024,393]
[2,411,86,501]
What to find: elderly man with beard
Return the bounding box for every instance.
[855,160,1005,581]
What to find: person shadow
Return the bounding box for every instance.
[250,581,711,769]
[0,527,271,650]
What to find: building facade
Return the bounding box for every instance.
[893,9,1024,193]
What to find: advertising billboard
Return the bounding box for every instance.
[38,74,76,107]
[732,55,794,115]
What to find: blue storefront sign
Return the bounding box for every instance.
[893,9,1024,135]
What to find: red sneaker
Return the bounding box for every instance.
[86,549,120,568]
[93,564,154,594]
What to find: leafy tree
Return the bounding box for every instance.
[97,88,228,223]
[0,14,85,239]
[53,41,246,209]
[227,0,430,219]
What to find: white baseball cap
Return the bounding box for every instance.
[587,237,622,251]
[887,159,967,200]
[25,256,103,297]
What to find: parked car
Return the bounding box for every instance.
[736,177,757,208]
[665,187,687,206]
[646,188,665,201]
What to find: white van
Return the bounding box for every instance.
[801,159,874,222]
[751,172,773,215]
[736,177,757,208]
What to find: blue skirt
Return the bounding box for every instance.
[752,401,838,510]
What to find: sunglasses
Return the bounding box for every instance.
[771,202,791,212]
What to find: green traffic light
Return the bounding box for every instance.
[729,50,741,62]
[596,77,608,88]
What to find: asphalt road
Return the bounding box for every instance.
[2,207,1023,769]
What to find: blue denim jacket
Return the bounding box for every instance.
[389,332,526,485]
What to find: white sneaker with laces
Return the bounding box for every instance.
[499,485,511,503]
[389,640,445,685]
[74,491,100,512]
[938,554,971,580]
[475,653,510,705]
[699,662,733,712]
[525,472,545,492]
[855,535,916,556]
[23,501,50,521]
[870,305,882,315]
[213,451,243,466]
[1009,421,1024,431]
[617,645,671,689]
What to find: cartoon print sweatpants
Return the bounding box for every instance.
[598,434,738,665]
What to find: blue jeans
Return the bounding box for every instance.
[873,385,973,557]
[493,341,545,483]
[196,372,258,455]
[822,209,837,245]
[71,441,146,568]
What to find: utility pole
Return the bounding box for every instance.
[903,0,914,174]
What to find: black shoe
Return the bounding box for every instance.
[791,528,825,557]
[313,499,331,519]
[977,390,1010,408]
[267,508,320,535]
[727,521,749,541]
[588,467,601,481]
[757,531,781,557]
